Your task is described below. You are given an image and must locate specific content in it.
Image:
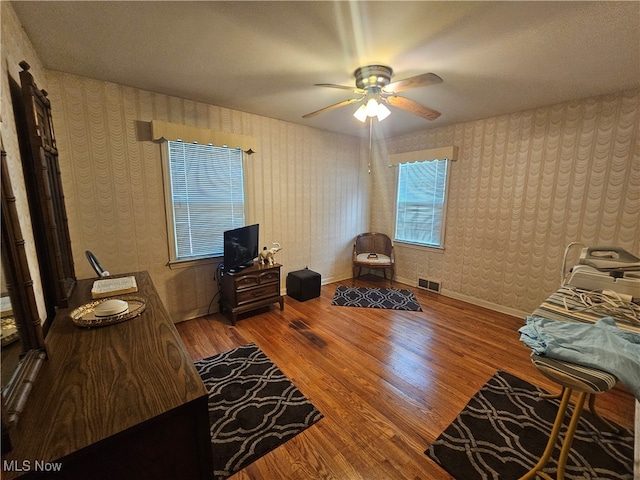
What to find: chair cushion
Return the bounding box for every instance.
[355,253,391,265]
[530,354,617,394]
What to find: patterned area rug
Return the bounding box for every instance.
[426,371,633,480]
[332,286,422,311]
[195,343,323,480]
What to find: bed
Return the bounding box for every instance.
[532,285,640,334]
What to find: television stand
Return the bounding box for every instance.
[220,263,284,325]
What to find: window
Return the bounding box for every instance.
[164,141,245,262]
[395,159,449,248]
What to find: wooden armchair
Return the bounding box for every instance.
[352,232,395,286]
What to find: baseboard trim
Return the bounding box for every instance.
[174,307,211,323]
[440,289,528,320]
[395,275,528,320]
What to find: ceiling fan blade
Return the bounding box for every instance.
[384,96,441,121]
[384,73,443,93]
[302,97,361,118]
[315,83,365,94]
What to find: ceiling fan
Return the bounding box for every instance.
[302,65,442,123]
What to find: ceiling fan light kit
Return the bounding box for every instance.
[376,103,391,121]
[353,104,368,122]
[353,98,391,122]
[304,64,443,124]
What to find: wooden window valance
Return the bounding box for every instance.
[150,120,256,153]
[389,145,458,165]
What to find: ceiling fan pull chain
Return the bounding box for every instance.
[368,118,373,175]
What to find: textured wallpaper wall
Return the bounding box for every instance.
[4,1,638,323]
[46,71,368,321]
[372,90,640,317]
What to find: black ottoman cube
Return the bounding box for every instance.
[287,268,321,302]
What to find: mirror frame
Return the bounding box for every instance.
[1,147,46,450]
[16,61,76,333]
[1,61,78,452]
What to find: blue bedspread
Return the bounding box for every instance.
[519,316,640,400]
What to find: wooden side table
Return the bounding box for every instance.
[220,263,284,325]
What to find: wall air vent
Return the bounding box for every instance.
[418,278,440,293]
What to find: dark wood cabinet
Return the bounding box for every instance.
[220,263,284,325]
[1,272,213,479]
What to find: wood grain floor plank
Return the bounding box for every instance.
[176,276,635,480]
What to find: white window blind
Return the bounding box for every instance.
[167,141,245,260]
[395,159,449,248]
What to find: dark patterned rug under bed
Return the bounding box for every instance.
[195,343,323,480]
[425,370,634,479]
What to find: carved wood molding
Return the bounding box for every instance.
[1,149,44,352]
[1,147,46,432]
[2,350,46,426]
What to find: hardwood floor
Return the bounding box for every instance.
[176,275,636,480]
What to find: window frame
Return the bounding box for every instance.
[161,141,246,266]
[393,158,451,250]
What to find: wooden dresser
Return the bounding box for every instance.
[220,263,284,325]
[1,271,212,479]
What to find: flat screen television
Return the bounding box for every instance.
[223,224,259,273]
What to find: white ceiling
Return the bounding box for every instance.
[12,1,640,138]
